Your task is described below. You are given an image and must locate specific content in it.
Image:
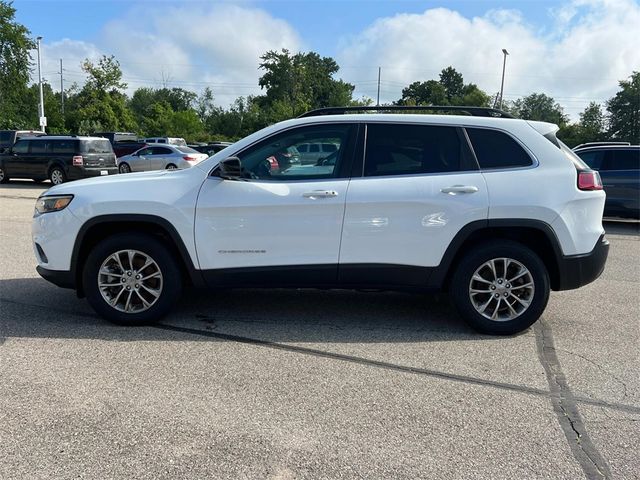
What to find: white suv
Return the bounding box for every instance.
[32,107,609,334]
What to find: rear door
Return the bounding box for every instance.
[4,139,31,177]
[339,122,488,286]
[149,146,174,170]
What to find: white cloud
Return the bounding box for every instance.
[337,0,640,119]
[34,3,302,107]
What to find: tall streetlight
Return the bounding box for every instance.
[498,48,509,110]
[36,36,46,133]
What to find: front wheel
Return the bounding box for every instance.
[450,241,550,335]
[82,233,182,325]
[119,162,131,174]
[0,167,9,183]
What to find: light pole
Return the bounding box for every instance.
[36,36,46,133]
[498,48,509,110]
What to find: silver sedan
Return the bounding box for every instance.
[117,145,208,173]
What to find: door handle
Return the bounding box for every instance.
[440,185,479,195]
[303,190,338,199]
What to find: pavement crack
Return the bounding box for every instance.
[534,319,612,480]
[557,348,628,401]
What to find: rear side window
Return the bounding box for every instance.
[604,150,640,171]
[466,128,533,169]
[364,124,472,177]
[30,141,50,154]
[153,147,174,155]
[52,140,76,154]
[80,139,113,154]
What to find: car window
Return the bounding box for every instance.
[80,139,112,154]
[297,144,308,153]
[235,124,353,180]
[158,139,167,143]
[152,147,173,155]
[604,150,640,171]
[0,131,11,143]
[12,140,29,154]
[30,141,50,154]
[322,143,338,153]
[576,151,604,170]
[52,140,76,154]
[176,146,198,154]
[466,128,533,169]
[136,147,152,156]
[364,124,472,177]
[309,144,320,153]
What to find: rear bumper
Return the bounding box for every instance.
[67,166,118,180]
[36,265,75,289]
[556,234,609,291]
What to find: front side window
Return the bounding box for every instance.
[137,148,152,156]
[12,140,29,154]
[30,141,50,154]
[466,128,533,169]
[235,124,353,180]
[364,124,472,177]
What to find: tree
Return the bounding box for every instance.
[397,67,490,107]
[511,93,569,125]
[439,66,464,102]
[0,0,35,128]
[607,71,640,143]
[580,102,606,140]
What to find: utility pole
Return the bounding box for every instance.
[499,49,509,110]
[59,58,64,116]
[36,36,46,132]
[376,67,381,106]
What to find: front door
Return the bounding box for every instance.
[339,122,489,286]
[194,123,357,286]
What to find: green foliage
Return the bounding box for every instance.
[0,0,35,128]
[606,71,640,143]
[510,93,569,126]
[397,67,490,107]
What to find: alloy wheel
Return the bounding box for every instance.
[97,249,163,313]
[468,257,535,322]
[50,169,64,185]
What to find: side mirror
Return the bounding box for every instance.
[217,156,243,179]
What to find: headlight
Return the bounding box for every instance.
[34,195,74,216]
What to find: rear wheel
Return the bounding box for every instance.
[119,162,131,174]
[166,164,177,170]
[49,167,66,185]
[82,233,182,325]
[450,240,549,335]
[0,167,9,183]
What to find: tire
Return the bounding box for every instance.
[449,240,550,335]
[119,162,131,174]
[166,164,177,170]
[0,166,9,184]
[82,233,182,325]
[49,166,66,185]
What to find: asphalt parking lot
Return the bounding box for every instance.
[1,181,638,480]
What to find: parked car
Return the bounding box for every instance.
[191,142,233,156]
[0,135,117,185]
[0,130,45,153]
[92,132,148,157]
[143,137,187,146]
[296,141,339,164]
[573,144,639,218]
[117,145,208,173]
[32,106,608,335]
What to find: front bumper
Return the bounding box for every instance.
[36,265,75,289]
[556,234,609,291]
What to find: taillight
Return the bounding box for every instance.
[577,170,603,191]
[72,155,83,166]
[183,156,197,161]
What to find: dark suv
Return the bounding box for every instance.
[0,136,118,185]
[574,144,640,218]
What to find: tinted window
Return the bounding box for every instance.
[297,144,308,153]
[152,147,173,155]
[30,141,50,154]
[236,124,353,180]
[12,140,29,154]
[0,132,11,143]
[309,144,320,153]
[158,139,167,143]
[576,151,604,170]
[323,143,338,152]
[137,148,152,156]
[364,124,470,177]
[604,150,639,171]
[52,140,76,154]
[80,139,112,154]
[467,128,532,169]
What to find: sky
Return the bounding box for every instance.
[14,0,640,120]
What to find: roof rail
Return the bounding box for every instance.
[298,105,516,119]
[573,141,631,150]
